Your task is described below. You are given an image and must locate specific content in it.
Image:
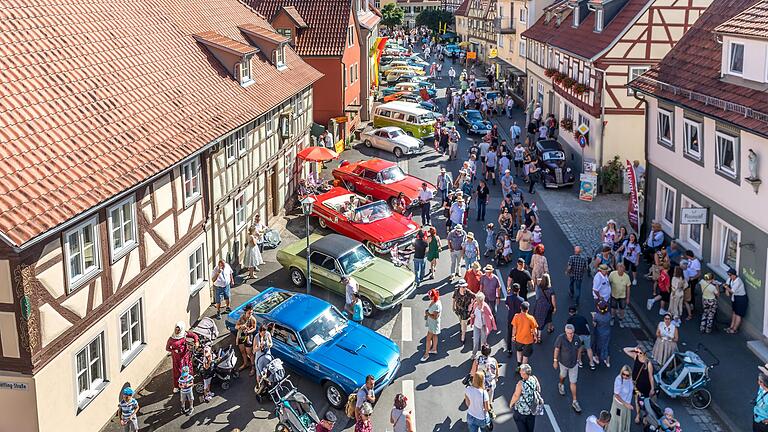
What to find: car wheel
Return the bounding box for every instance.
[323,381,346,409]
[364,139,373,148]
[275,423,291,432]
[318,217,328,229]
[289,267,306,288]
[360,296,375,318]
[393,147,404,158]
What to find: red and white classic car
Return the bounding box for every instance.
[332,159,436,208]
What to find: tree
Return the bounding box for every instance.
[380,3,405,28]
[415,9,454,32]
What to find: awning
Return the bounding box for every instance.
[344,104,362,113]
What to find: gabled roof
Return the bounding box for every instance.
[193,31,260,55]
[521,0,650,60]
[251,0,353,57]
[455,0,472,16]
[281,6,308,27]
[0,0,322,248]
[239,23,290,45]
[714,0,768,39]
[631,0,768,136]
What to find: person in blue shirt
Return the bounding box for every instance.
[754,372,768,431]
[351,292,364,325]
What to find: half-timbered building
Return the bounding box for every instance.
[457,0,500,62]
[631,0,768,339]
[0,1,320,431]
[521,0,710,170]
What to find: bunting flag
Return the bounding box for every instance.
[626,159,640,233]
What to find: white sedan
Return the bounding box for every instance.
[361,126,424,158]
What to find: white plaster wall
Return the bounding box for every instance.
[153,174,174,216]
[38,302,72,347]
[0,260,13,303]
[0,311,20,358]
[0,374,38,432]
[36,238,65,299]
[722,35,768,83]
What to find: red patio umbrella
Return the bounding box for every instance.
[297,146,339,162]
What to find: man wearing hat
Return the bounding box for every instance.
[450,193,466,228]
[119,387,140,432]
[500,169,514,197]
[479,264,502,316]
[436,168,453,201]
[592,264,611,303]
[447,224,466,277]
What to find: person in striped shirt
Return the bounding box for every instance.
[118,387,139,432]
[178,366,195,415]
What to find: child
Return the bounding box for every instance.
[178,365,195,415]
[201,346,215,402]
[531,225,543,248]
[118,387,139,432]
[501,233,513,265]
[668,266,685,326]
[351,292,364,324]
[661,407,681,432]
[484,223,495,256]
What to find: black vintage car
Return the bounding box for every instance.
[535,140,575,188]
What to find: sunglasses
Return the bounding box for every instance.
[622,373,631,378]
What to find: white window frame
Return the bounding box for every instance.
[655,178,676,235]
[275,45,286,68]
[711,215,741,276]
[577,113,591,132]
[715,131,738,178]
[571,60,579,80]
[75,333,107,408]
[182,158,201,206]
[582,66,591,85]
[119,299,144,364]
[234,191,246,233]
[683,118,702,160]
[225,136,236,165]
[564,103,574,121]
[518,40,526,58]
[64,217,101,292]
[107,197,137,261]
[276,28,292,39]
[679,195,703,257]
[235,128,247,157]
[628,66,649,95]
[188,244,206,293]
[519,8,526,23]
[728,42,744,76]
[657,108,672,146]
[594,9,604,32]
[347,26,354,47]
[240,56,252,84]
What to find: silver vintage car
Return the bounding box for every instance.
[361,126,424,158]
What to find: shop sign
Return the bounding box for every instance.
[489,48,498,58]
[579,173,597,202]
[741,267,763,290]
[466,51,477,59]
[680,208,708,225]
[0,381,28,391]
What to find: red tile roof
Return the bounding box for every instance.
[282,6,308,27]
[0,0,322,247]
[239,23,291,44]
[714,0,768,38]
[455,0,471,16]
[194,31,261,55]
[631,0,768,136]
[521,0,650,60]
[251,0,353,57]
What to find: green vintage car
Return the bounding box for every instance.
[276,233,416,317]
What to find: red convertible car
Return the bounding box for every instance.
[332,159,436,208]
[312,187,421,253]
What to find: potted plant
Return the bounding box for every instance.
[544,68,558,78]
[599,155,624,194]
[573,83,590,95]
[561,77,576,89]
[553,72,565,84]
[560,118,574,132]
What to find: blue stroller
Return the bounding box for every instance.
[653,343,719,409]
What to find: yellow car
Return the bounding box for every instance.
[385,67,425,79]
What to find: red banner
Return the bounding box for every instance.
[626,159,639,233]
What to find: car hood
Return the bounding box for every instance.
[393,135,423,148]
[470,120,491,129]
[311,324,400,387]
[354,259,415,298]
[542,159,567,169]
[391,176,435,200]
[357,216,419,243]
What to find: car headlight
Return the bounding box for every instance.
[472,124,478,130]
[566,167,572,172]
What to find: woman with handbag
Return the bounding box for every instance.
[508,363,542,432]
[390,393,414,432]
[623,346,654,424]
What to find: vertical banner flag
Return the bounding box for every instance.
[371,37,389,87]
[626,159,640,232]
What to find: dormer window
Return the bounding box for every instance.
[240,55,253,84]
[728,42,744,75]
[276,28,292,39]
[275,45,286,69]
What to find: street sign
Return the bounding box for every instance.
[489,48,498,58]
[467,51,477,59]
[681,207,708,225]
[578,135,587,148]
[577,123,589,135]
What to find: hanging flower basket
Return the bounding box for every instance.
[561,77,576,89]
[573,83,590,95]
[560,118,574,132]
[553,72,566,84]
[544,68,558,78]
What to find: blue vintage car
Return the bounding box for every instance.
[458,109,492,135]
[442,44,461,58]
[226,288,401,408]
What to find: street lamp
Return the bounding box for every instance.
[300,196,316,294]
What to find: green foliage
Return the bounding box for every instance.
[381,3,405,28]
[600,155,624,194]
[415,9,454,32]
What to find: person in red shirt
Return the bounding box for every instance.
[464,262,483,294]
[646,263,671,315]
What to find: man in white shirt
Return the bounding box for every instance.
[325,131,335,149]
[682,250,701,318]
[533,103,543,126]
[585,410,611,432]
[510,122,522,144]
[417,182,434,226]
[212,260,235,319]
[448,67,456,85]
[592,264,611,302]
[343,275,359,316]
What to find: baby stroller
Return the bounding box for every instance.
[262,228,282,249]
[254,352,287,403]
[191,317,220,345]
[193,345,239,393]
[639,396,681,432]
[654,343,719,409]
[271,378,324,432]
[493,227,510,266]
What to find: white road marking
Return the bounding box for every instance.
[402,380,416,426]
[544,404,563,432]
[496,269,507,300]
[401,307,413,342]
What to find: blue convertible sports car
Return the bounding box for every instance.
[226,288,401,408]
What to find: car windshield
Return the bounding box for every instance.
[379,166,406,183]
[417,114,433,124]
[542,150,565,161]
[388,129,404,138]
[465,111,483,122]
[338,245,375,274]
[299,308,347,352]
[353,201,393,223]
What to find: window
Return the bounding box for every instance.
[582,66,591,85]
[76,334,106,406]
[657,108,672,146]
[108,198,136,260]
[655,179,676,234]
[680,195,703,255]
[234,191,246,232]
[628,66,650,95]
[182,158,201,205]
[519,8,527,23]
[537,82,544,105]
[225,136,236,164]
[712,216,740,274]
[729,42,744,75]
[235,128,247,156]
[120,300,144,362]
[276,28,292,39]
[498,33,504,48]
[188,244,205,291]
[275,45,286,68]
[594,9,604,32]
[715,131,738,178]
[683,119,702,160]
[342,66,347,89]
[65,218,100,291]
[564,103,574,121]
[266,112,274,134]
[571,60,579,80]
[347,26,354,47]
[240,56,252,84]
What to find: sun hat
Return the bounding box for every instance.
[456,280,468,287]
[471,261,481,270]
[360,402,374,416]
[483,264,494,271]
[467,232,475,239]
[453,224,463,231]
[598,264,610,272]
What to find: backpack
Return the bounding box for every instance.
[522,377,545,416]
[345,391,358,418]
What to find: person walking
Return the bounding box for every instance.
[463,232,480,269]
[668,266,685,325]
[212,259,235,319]
[178,365,195,415]
[509,364,542,432]
[479,264,502,316]
[118,387,140,432]
[465,261,483,294]
[505,283,525,355]
[607,366,634,432]
[753,372,768,432]
[234,304,257,374]
[593,264,611,304]
[586,411,612,432]
[699,273,720,333]
[532,274,556,339]
[530,244,549,283]
[422,289,442,362]
[426,226,441,278]
[508,257,533,300]
[464,371,491,432]
[512,301,538,365]
[527,160,540,194]
[450,195,466,228]
[418,182,434,226]
[724,267,748,334]
[390,394,414,432]
[683,250,701,318]
[355,402,374,432]
[413,231,429,286]
[553,324,583,413]
[475,180,490,221]
[623,346,655,425]
[567,306,596,370]
[616,233,641,285]
[513,141,525,176]
[608,263,631,327]
[344,275,359,316]
[448,224,466,278]
[592,301,612,367]
[470,293,497,359]
[566,246,590,305]
[436,168,453,201]
[646,262,671,315]
[652,313,678,366]
[516,225,533,265]
[454,280,476,343]
[448,66,456,85]
[471,344,499,414]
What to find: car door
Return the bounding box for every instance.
[356,169,377,195]
[269,323,312,376]
[309,251,333,289]
[376,130,394,153]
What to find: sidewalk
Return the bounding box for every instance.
[487,106,753,431]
